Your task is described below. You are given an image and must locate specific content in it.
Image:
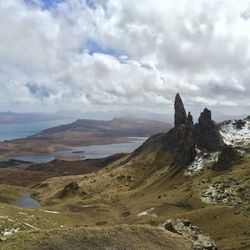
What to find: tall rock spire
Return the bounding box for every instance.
[165,95,196,167]
[174,93,187,127]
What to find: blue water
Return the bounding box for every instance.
[0,119,74,142]
[12,138,147,164]
[14,192,41,208]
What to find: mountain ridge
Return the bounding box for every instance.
[0,117,171,160]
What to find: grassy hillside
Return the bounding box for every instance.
[27,134,250,249]
[0,132,249,249]
[0,225,192,250]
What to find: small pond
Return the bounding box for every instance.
[14,192,41,208]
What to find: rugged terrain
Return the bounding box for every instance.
[0,94,249,249]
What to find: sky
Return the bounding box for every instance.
[0,0,250,118]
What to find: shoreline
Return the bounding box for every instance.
[0,137,147,164]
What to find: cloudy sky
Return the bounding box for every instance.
[0,0,250,117]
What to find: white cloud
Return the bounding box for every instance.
[0,0,250,114]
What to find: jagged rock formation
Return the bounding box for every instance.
[212,145,242,170]
[165,94,196,167]
[171,112,196,167]
[162,219,217,250]
[234,119,246,129]
[174,93,187,126]
[165,94,227,169]
[194,108,224,152]
[57,181,80,199]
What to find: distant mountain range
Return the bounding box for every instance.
[0,112,68,124]
[0,109,247,124]
[35,117,171,138]
[0,117,171,158]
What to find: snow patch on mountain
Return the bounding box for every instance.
[219,119,250,148]
[185,152,219,176]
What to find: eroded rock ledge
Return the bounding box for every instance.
[162,219,217,250]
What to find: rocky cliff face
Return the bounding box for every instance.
[181,112,196,165]
[165,94,196,167]
[194,108,224,152]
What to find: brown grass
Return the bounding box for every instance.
[0,225,192,250]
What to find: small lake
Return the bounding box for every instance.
[14,192,41,208]
[11,138,147,164]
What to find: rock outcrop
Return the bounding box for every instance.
[194,108,224,152]
[212,145,242,170]
[165,94,196,167]
[174,93,187,126]
[172,112,196,167]
[164,94,230,169]
[201,177,247,207]
[57,181,80,199]
[233,119,246,129]
[162,219,217,250]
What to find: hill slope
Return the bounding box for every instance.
[0,95,249,249]
[35,117,170,137]
[0,225,192,250]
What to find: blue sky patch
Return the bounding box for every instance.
[86,40,120,57]
[24,0,64,10]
